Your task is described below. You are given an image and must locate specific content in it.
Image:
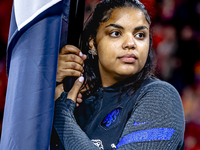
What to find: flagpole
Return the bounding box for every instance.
[62,0,85,92]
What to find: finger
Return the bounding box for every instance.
[80,54,87,61]
[60,45,86,62]
[76,98,83,107]
[77,93,82,99]
[59,62,84,72]
[80,87,87,93]
[56,69,82,82]
[77,98,82,103]
[67,76,84,102]
[60,45,81,56]
[59,54,84,65]
[57,69,82,80]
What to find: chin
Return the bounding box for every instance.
[118,69,137,76]
[116,68,142,79]
[115,72,136,80]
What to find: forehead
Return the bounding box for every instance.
[99,7,149,29]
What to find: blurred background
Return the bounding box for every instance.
[0,0,200,149]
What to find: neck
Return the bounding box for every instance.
[100,71,128,88]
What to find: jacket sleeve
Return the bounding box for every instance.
[116,81,185,150]
[53,92,100,150]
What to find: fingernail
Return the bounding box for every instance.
[83,64,84,67]
[79,52,83,57]
[79,76,84,82]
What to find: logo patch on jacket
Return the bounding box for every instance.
[91,139,104,150]
[101,107,122,130]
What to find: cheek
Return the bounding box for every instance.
[97,41,116,63]
[138,43,149,66]
[140,52,148,68]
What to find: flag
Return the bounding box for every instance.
[0,0,70,149]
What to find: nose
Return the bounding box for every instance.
[122,34,136,50]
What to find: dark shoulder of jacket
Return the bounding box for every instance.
[140,77,178,93]
[132,77,181,103]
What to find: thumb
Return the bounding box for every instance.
[67,76,84,102]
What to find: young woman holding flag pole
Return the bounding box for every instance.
[54,0,185,149]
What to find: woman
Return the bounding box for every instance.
[54,0,185,149]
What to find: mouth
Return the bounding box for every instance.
[118,54,137,63]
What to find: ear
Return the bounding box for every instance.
[88,38,97,57]
[89,38,96,50]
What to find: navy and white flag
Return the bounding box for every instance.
[0,0,71,149]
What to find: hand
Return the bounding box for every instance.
[67,76,84,103]
[57,45,87,82]
[55,77,84,106]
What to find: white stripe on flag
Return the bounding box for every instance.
[14,0,62,31]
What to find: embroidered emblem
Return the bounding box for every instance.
[91,139,104,150]
[116,128,175,149]
[101,107,122,130]
[133,121,154,126]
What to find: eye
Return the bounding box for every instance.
[135,33,145,39]
[109,31,121,37]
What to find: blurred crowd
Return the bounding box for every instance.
[148,0,200,149]
[0,0,200,149]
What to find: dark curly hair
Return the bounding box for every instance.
[81,0,155,96]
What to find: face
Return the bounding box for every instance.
[90,7,150,87]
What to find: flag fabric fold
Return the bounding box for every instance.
[0,0,70,149]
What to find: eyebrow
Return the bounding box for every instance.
[134,26,148,30]
[105,24,124,29]
[105,24,148,30]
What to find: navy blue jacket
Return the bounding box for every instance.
[54,78,185,149]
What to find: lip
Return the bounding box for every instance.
[118,54,137,63]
